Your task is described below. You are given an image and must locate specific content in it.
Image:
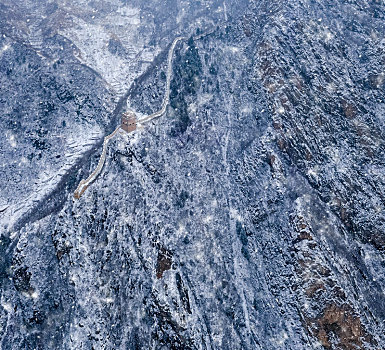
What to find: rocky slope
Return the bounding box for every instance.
[0,0,384,349]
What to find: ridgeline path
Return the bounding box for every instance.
[73,37,184,199]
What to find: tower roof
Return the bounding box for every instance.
[121,110,137,132]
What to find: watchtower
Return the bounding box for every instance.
[121,110,137,132]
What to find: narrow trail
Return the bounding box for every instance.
[73,126,121,198]
[73,36,184,199]
[136,37,184,124]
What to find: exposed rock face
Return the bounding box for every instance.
[0,0,384,349]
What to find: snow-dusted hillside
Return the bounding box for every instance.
[0,1,384,349]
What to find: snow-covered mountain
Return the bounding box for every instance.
[0,1,384,349]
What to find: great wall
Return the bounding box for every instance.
[73,36,184,199]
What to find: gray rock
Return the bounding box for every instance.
[0,0,384,349]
